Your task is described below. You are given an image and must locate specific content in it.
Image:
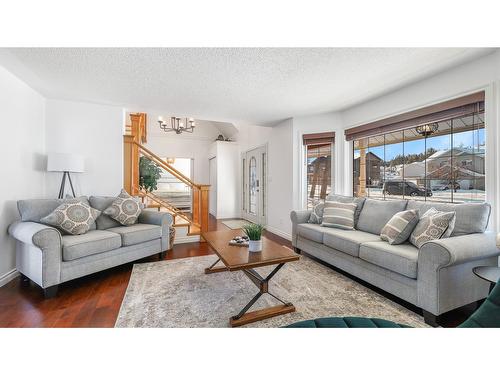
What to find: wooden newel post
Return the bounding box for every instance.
[192,186,200,225]
[199,185,210,233]
[123,135,139,195]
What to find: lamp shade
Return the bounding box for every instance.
[47,153,85,173]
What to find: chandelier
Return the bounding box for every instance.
[158,116,196,134]
[415,122,438,137]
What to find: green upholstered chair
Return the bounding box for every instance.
[285,278,500,328]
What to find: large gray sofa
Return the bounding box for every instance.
[291,195,499,326]
[8,196,173,298]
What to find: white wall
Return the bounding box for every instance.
[340,50,500,231]
[0,65,46,285]
[45,100,124,197]
[209,141,240,219]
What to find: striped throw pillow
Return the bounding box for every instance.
[321,201,357,230]
[380,209,419,245]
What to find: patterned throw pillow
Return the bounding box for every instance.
[321,201,357,230]
[308,202,325,224]
[103,189,142,226]
[380,209,419,245]
[410,208,456,248]
[40,199,101,235]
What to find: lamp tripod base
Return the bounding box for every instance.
[58,171,76,199]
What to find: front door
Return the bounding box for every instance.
[242,145,267,225]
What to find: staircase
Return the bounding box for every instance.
[123,113,209,242]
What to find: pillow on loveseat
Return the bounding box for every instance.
[40,199,101,235]
[103,189,142,226]
[321,201,357,230]
[380,209,419,245]
[308,202,325,224]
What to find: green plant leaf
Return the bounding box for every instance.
[242,223,264,240]
[139,156,163,192]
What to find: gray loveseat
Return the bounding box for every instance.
[8,196,173,298]
[291,195,499,326]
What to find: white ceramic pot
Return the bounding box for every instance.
[248,240,262,252]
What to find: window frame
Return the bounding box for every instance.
[352,110,485,204]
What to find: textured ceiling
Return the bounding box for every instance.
[2,48,494,125]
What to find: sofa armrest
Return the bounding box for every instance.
[290,210,311,225]
[9,221,62,249]
[290,210,312,247]
[138,211,173,250]
[8,221,62,288]
[417,232,499,315]
[138,210,173,227]
[419,232,499,269]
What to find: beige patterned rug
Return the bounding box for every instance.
[115,254,428,328]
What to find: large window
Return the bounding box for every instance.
[352,96,485,203]
[303,132,335,209]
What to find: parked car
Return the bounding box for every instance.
[432,182,460,191]
[383,180,432,197]
[432,184,448,191]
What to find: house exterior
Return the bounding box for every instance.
[426,148,485,190]
[354,151,383,188]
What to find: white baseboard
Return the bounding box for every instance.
[0,269,19,288]
[265,226,292,242]
[174,235,201,244]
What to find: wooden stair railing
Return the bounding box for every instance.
[123,117,210,236]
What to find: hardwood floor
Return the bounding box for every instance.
[0,215,474,327]
[0,216,289,328]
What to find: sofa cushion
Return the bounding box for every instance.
[62,230,122,261]
[406,200,490,237]
[321,201,357,230]
[297,223,333,243]
[356,199,408,235]
[89,196,122,230]
[380,209,419,245]
[326,194,365,225]
[103,189,142,226]
[107,224,162,246]
[359,241,419,279]
[323,228,382,257]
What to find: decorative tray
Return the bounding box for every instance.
[228,235,250,247]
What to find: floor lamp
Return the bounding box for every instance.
[47,153,85,199]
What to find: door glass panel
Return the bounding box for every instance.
[249,156,257,214]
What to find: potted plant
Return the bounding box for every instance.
[242,223,264,252]
[139,156,162,192]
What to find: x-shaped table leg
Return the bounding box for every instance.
[230,263,295,326]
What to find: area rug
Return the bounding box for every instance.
[115,255,428,328]
[221,219,251,229]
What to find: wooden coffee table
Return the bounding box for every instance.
[202,229,300,327]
